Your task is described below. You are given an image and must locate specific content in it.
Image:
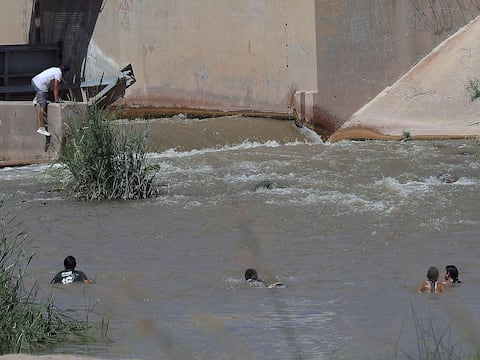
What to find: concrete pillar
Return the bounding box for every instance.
[293,90,306,127]
[304,90,319,127]
[0,101,87,166]
[0,101,44,164]
[293,89,320,129]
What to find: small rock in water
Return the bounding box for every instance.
[254,180,278,191]
[459,151,477,157]
[437,173,458,183]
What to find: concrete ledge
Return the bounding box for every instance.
[0,101,87,167]
[329,125,480,142]
[294,90,318,128]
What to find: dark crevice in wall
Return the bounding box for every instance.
[28,0,103,85]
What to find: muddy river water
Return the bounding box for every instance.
[1,116,479,359]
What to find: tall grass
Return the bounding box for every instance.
[394,304,480,360]
[59,106,157,200]
[0,198,92,354]
[406,319,466,360]
[466,77,480,128]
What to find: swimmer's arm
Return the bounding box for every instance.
[50,272,62,284]
[267,282,285,288]
[78,271,93,284]
[417,281,427,293]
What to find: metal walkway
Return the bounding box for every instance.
[0,44,60,100]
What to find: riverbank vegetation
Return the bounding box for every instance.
[59,106,157,200]
[403,320,479,360]
[466,78,480,128]
[0,199,93,354]
[466,77,480,102]
[391,303,480,360]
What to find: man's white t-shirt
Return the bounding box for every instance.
[32,67,62,92]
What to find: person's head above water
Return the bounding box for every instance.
[427,266,439,282]
[244,268,286,288]
[445,265,460,283]
[245,268,260,282]
[64,255,77,271]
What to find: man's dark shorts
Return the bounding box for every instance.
[31,80,48,110]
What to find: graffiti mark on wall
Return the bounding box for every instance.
[119,0,134,33]
[408,0,480,35]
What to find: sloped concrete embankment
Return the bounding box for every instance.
[329,16,480,142]
[0,102,86,167]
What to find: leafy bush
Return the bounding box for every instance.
[0,199,91,354]
[59,106,158,200]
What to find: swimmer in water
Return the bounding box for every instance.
[51,255,93,285]
[244,268,284,288]
[444,264,461,287]
[245,268,263,283]
[418,266,446,293]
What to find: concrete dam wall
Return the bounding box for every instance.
[331,15,480,141]
[1,0,480,163]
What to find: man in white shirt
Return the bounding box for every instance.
[31,64,70,136]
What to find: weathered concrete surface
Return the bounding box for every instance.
[2,1,480,162]
[330,16,480,142]
[89,0,480,133]
[88,0,318,115]
[3,0,32,43]
[4,1,480,137]
[0,102,87,166]
[87,0,480,130]
[0,102,48,164]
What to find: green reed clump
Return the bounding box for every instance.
[0,199,91,354]
[59,106,157,200]
[466,77,480,102]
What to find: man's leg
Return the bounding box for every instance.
[36,91,50,136]
[39,106,46,128]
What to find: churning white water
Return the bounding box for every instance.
[1,117,479,359]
